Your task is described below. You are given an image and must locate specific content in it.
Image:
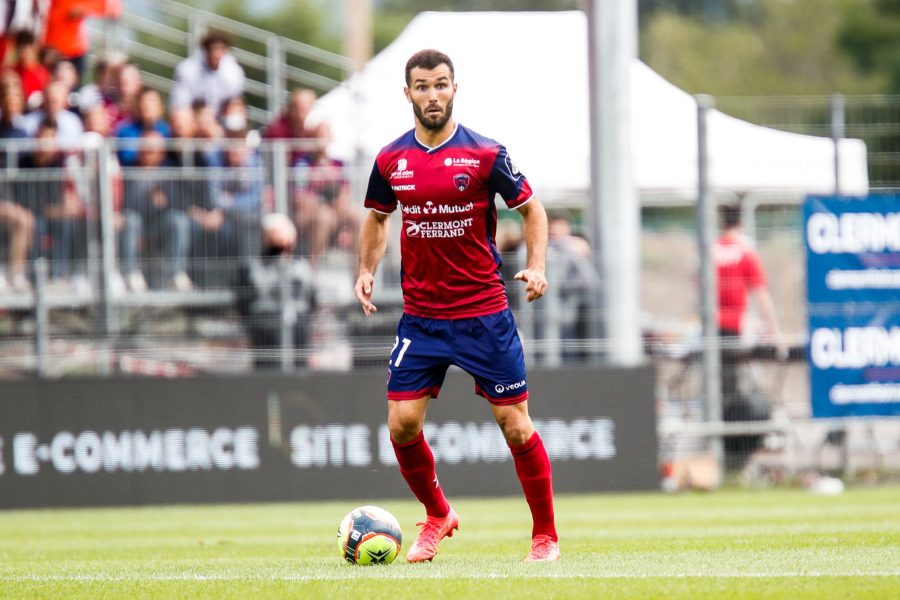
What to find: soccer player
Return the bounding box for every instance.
[354,49,559,562]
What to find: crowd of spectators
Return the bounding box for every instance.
[0,18,357,295]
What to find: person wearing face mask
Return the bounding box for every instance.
[233,212,316,370]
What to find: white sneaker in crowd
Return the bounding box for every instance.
[126,271,148,293]
[9,274,32,294]
[171,271,193,292]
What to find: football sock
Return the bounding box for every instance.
[392,431,451,518]
[509,431,558,542]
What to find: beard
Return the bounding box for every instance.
[413,96,454,131]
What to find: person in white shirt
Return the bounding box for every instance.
[169,31,245,114]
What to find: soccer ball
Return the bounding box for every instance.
[337,505,402,565]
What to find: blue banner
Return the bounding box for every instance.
[804,195,900,417]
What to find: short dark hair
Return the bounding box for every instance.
[14,30,36,47]
[201,31,231,50]
[720,204,742,229]
[405,49,454,86]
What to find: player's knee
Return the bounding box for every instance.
[496,412,534,446]
[387,409,424,444]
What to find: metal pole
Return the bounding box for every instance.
[188,13,205,58]
[696,94,723,482]
[34,258,49,378]
[585,0,643,366]
[279,254,295,373]
[831,93,845,196]
[266,36,285,119]
[272,141,289,216]
[97,141,118,337]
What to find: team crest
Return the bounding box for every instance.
[453,173,470,192]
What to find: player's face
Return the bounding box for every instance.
[405,65,456,131]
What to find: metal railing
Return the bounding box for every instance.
[89,0,354,123]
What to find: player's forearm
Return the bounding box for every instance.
[519,198,548,272]
[358,211,389,276]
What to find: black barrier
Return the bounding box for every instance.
[0,366,657,509]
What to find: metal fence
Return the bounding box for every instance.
[2,95,899,483]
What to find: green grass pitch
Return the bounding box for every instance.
[1,486,898,599]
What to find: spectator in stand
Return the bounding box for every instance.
[20,119,87,285]
[78,52,126,114]
[546,213,599,362]
[82,100,143,294]
[0,73,35,293]
[192,100,223,140]
[0,1,46,67]
[81,103,110,136]
[108,62,142,128]
[0,73,27,136]
[292,122,357,261]
[41,0,122,82]
[170,31,244,114]
[168,104,208,166]
[263,88,317,165]
[122,129,191,291]
[51,59,80,111]
[21,80,83,146]
[233,212,316,370]
[114,87,170,166]
[193,116,264,285]
[10,30,50,110]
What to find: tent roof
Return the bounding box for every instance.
[311,11,868,201]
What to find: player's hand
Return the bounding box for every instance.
[514,268,548,302]
[354,272,378,317]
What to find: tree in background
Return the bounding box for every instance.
[640,0,886,96]
[839,0,900,93]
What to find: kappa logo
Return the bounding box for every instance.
[453,173,470,192]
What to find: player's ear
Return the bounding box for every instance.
[403,87,412,103]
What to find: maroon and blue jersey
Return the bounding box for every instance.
[365,123,533,319]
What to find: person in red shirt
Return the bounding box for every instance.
[713,203,781,467]
[10,31,50,109]
[41,0,121,82]
[354,49,558,563]
[262,88,317,165]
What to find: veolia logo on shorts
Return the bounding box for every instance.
[494,380,526,394]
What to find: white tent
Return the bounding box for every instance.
[311,11,868,202]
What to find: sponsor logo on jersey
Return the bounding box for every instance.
[453,173,470,192]
[443,157,481,168]
[390,158,414,180]
[402,201,474,215]
[404,218,474,239]
[392,184,416,191]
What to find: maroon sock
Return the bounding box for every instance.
[392,431,450,518]
[509,431,558,541]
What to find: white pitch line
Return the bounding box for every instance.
[3,572,898,583]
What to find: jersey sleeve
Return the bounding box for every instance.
[363,160,396,213]
[488,145,533,209]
